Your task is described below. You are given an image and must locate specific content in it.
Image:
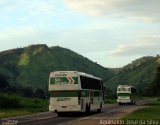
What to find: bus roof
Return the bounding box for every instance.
[117,85,135,89]
[50,71,102,81]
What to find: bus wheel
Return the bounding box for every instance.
[85,103,90,114]
[97,102,102,113]
[130,100,134,105]
[119,102,122,105]
[133,101,136,105]
[57,112,65,117]
[88,103,90,112]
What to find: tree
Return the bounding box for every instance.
[0,73,9,90]
[149,65,160,96]
[21,87,34,97]
[34,88,45,99]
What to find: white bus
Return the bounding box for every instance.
[49,71,104,116]
[117,85,136,105]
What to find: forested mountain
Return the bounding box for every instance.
[0,44,159,97]
[0,44,113,90]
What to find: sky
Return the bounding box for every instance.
[0,0,160,68]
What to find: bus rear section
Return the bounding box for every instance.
[49,71,81,114]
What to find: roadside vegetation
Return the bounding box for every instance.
[104,93,117,104]
[123,97,160,120]
[0,93,48,118]
[104,97,117,104]
[0,72,49,118]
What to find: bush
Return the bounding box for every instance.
[0,74,9,90]
[0,93,49,113]
[157,97,160,102]
[0,93,21,108]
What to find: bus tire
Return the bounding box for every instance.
[57,112,65,117]
[97,102,102,113]
[133,101,136,105]
[88,103,90,112]
[119,102,122,105]
[130,100,134,105]
[85,103,90,114]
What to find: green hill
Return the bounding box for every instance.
[0,44,113,90]
[107,56,160,95]
[0,44,159,96]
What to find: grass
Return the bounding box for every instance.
[0,93,49,118]
[123,97,160,120]
[104,96,147,104]
[0,109,31,118]
[104,97,117,104]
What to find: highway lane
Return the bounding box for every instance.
[0,98,155,125]
[19,104,120,125]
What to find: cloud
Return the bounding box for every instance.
[0,0,55,16]
[0,26,56,49]
[65,0,160,22]
[0,26,35,41]
[26,0,55,15]
[0,26,76,51]
[109,36,160,56]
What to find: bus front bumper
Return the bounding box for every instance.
[117,99,131,103]
[49,105,81,112]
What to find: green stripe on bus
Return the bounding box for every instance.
[49,90,101,97]
[50,90,78,97]
[50,77,78,84]
[117,93,130,96]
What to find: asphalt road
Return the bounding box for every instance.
[0,99,156,125]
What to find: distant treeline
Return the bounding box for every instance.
[0,64,160,98]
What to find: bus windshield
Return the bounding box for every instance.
[118,88,130,91]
